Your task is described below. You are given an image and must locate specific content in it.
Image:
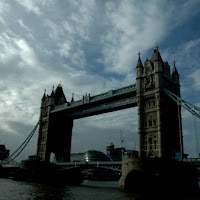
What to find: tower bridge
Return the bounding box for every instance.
[37,44,184,163]
[2,44,199,192]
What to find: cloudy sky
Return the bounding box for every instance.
[0,0,200,161]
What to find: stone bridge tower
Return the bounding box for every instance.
[136,44,183,159]
[37,83,73,162]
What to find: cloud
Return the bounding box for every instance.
[18,19,31,32]
[16,0,42,15]
[101,1,167,74]
[101,0,200,76]
[161,38,200,105]
[0,1,10,25]
[15,39,39,67]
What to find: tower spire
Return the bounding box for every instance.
[71,93,74,102]
[154,42,159,51]
[151,42,163,62]
[172,60,179,75]
[136,51,143,68]
[58,81,62,88]
[51,85,55,96]
[42,89,46,100]
[172,60,179,85]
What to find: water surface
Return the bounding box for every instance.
[0,178,199,200]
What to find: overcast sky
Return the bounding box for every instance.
[0,0,200,161]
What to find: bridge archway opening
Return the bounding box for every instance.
[71,108,138,156]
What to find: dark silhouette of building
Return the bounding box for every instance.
[37,83,73,162]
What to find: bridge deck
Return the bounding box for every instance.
[55,161,122,166]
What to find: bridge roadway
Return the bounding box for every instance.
[183,158,200,163]
[55,161,122,172]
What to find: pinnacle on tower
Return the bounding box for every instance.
[154,42,159,51]
[54,83,67,105]
[151,43,163,63]
[136,52,143,68]
[172,60,179,83]
[71,93,74,102]
[51,85,55,96]
[172,60,179,75]
[58,81,62,88]
[42,89,46,100]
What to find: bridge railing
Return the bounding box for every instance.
[183,158,200,163]
[89,84,136,103]
[55,161,122,167]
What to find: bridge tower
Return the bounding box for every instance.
[37,83,73,162]
[136,44,183,159]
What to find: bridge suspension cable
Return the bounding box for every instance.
[2,120,39,164]
[164,88,200,157]
[192,114,199,158]
[163,88,200,119]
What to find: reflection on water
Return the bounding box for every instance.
[0,178,199,200]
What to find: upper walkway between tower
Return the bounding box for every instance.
[51,84,136,114]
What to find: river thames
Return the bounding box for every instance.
[0,178,199,200]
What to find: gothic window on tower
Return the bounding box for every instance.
[154,140,157,150]
[146,77,150,84]
[153,119,156,126]
[42,108,48,117]
[154,136,157,149]
[151,74,154,82]
[149,138,152,150]
[144,142,147,150]
[148,119,152,127]
[144,121,147,127]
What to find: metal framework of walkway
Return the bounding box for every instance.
[51,84,137,119]
[55,161,122,172]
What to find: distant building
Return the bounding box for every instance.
[71,150,112,162]
[70,150,117,180]
[124,150,138,158]
[106,143,126,161]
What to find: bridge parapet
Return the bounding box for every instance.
[90,84,136,103]
[183,158,200,165]
[68,100,82,107]
[55,161,122,167]
[55,161,122,171]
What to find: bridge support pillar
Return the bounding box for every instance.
[119,157,142,191]
[49,113,73,162]
[119,157,199,193]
